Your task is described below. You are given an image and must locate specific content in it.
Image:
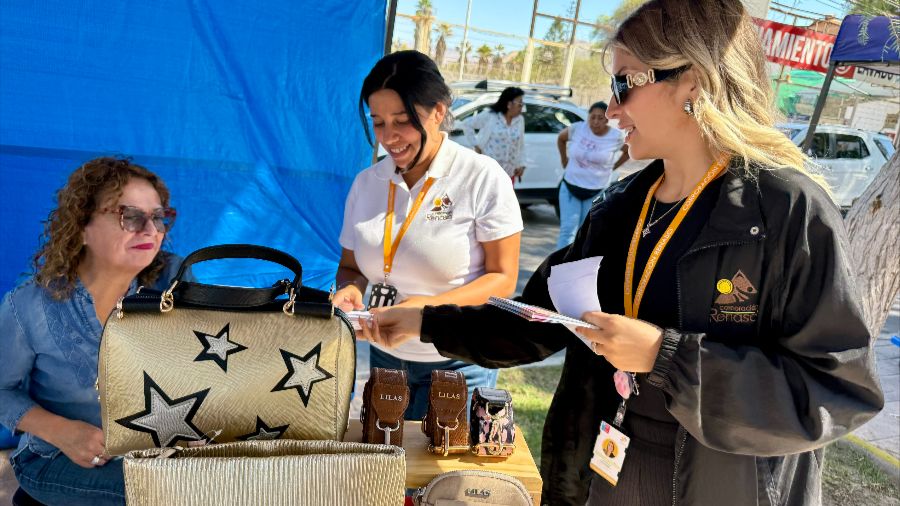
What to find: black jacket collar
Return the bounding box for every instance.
[600,159,766,250]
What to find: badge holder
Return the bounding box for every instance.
[368,279,398,309]
[590,370,639,487]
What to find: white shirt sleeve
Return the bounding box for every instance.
[513,115,525,168]
[462,110,493,149]
[473,161,524,243]
[338,174,361,251]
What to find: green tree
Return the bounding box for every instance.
[492,44,506,77]
[413,0,434,55]
[846,0,898,15]
[457,40,472,74]
[592,0,648,47]
[476,43,493,73]
[433,22,452,66]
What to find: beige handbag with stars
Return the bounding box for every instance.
[99,245,356,455]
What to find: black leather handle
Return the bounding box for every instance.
[173,244,302,287]
[169,245,303,308]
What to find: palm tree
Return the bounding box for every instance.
[433,23,453,66]
[492,44,506,78]
[413,0,434,55]
[457,40,472,70]
[476,44,493,74]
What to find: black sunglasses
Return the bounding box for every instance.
[610,66,689,105]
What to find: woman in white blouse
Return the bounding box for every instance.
[462,87,526,183]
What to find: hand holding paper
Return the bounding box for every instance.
[548,256,603,350]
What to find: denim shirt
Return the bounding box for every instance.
[0,254,183,457]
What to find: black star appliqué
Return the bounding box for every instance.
[193,323,247,372]
[271,343,334,407]
[236,416,290,441]
[116,372,210,447]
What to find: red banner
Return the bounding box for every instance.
[752,18,855,78]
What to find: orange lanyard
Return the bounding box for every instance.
[383,177,436,278]
[624,155,731,318]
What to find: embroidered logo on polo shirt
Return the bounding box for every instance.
[709,269,758,324]
[426,194,453,221]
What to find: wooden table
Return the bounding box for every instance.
[346,420,542,505]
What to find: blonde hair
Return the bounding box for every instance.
[611,0,823,183]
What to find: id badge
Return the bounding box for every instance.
[589,420,630,486]
[368,283,398,309]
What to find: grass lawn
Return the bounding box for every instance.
[497,365,900,505]
[496,365,563,461]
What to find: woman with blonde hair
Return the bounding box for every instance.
[362,1,883,504]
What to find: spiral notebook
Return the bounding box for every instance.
[487,296,597,329]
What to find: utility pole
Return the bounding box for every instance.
[520,0,538,83]
[458,0,473,81]
[772,14,799,100]
[561,0,582,88]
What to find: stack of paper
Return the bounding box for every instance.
[547,256,604,350]
[487,296,595,328]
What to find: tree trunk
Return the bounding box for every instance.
[413,17,433,55]
[844,150,900,337]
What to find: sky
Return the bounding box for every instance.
[391,0,855,50]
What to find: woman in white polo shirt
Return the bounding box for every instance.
[333,50,523,419]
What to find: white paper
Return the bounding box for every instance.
[549,256,603,349]
[345,310,374,331]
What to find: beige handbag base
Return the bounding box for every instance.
[124,440,405,506]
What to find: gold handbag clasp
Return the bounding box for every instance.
[160,280,178,313]
[283,288,296,315]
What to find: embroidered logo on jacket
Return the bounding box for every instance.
[709,269,758,324]
[426,194,453,221]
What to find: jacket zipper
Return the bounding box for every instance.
[671,426,688,506]
[670,238,757,506]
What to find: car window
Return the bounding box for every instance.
[451,97,472,110]
[524,105,579,133]
[455,105,490,122]
[873,137,895,159]
[809,133,832,158]
[834,134,869,159]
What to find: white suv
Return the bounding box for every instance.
[786,124,896,209]
[448,82,587,210]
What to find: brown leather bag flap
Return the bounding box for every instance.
[429,371,467,426]
[371,383,409,424]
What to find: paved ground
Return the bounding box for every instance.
[352,188,900,470]
[854,299,900,462]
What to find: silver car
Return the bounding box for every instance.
[449,82,587,212]
[788,124,896,209]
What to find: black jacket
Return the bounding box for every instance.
[421,161,884,505]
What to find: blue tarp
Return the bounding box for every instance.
[832,14,899,64]
[0,1,386,294]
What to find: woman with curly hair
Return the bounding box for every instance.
[0,157,181,505]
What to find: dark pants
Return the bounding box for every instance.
[11,447,125,506]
